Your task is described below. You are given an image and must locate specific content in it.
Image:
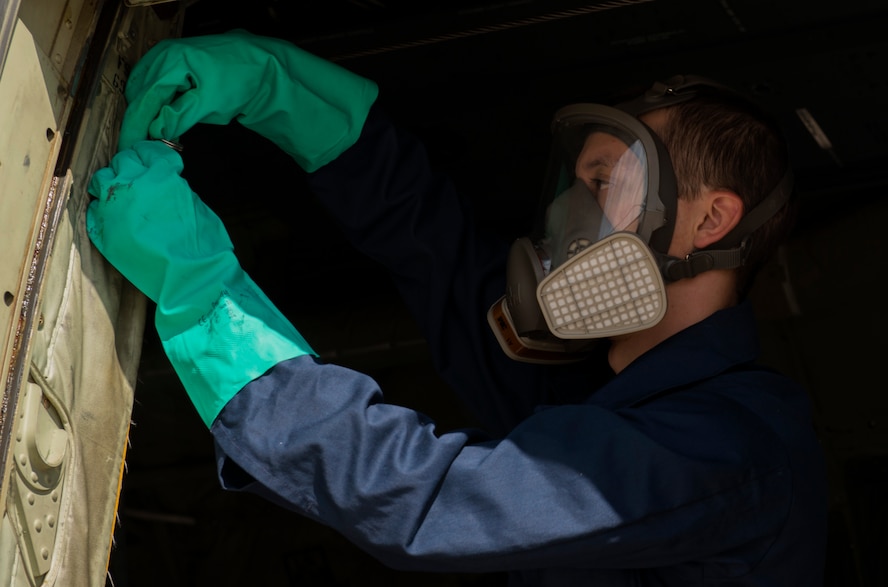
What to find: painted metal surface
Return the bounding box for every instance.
[0,1,181,584]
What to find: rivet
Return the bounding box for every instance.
[34,520,42,532]
[51,491,58,502]
[18,454,27,467]
[41,548,49,560]
[4,292,13,306]
[30,472,39,483]
[27,493,35,506]
[53,53,62,65]
[47,515,55,528]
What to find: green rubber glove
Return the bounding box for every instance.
[86,140,315,427]
[119,29,378,172]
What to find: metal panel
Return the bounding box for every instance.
[0,1,183,585]
[0,19,60,495]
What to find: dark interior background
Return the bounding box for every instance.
[107,1,888,585]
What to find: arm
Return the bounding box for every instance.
[116,31,576,432]
[211,355,792,573]
[85,117,791,576]
[86,141,315,427]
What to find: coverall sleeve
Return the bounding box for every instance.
[211,355,791,574]
[305,106,598,434]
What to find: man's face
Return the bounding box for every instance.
[573,131,646,234]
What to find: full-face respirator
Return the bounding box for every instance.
[487,75,792,364]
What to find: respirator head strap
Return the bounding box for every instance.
[660,168,794,283]
[659,246,747,282]
[717,170,794,250]
[617,75,734,117]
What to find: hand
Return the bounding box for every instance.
[119,30,378,172]
[87,140,314,427]
[86,140,237,318]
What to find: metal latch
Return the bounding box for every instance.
[8,373,69,581]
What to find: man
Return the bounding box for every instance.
[87,30,827,585]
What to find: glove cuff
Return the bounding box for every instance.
[158,271,315,427]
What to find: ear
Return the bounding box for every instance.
[692,190,744,249]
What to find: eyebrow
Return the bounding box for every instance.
[577,156,616,170]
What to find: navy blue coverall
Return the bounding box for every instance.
[210,107,829,585]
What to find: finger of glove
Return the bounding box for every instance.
[130,139,186,171]
[86,142,219,302]
[91,142,231,256]
[86,141,185,258]
[88,142,183,200]
[85,142,182,256]
[86,191,170,302]
[118,39,191,148]
[119,38,244,148]
[146,89,245,143]
[85,197,107,250]
[85,167,125,252]
[119,73,195,150]
[121,33,271,149]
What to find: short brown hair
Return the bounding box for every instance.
[655,89,798,298]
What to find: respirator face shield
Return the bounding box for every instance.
[487,104,677,364]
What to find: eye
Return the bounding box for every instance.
[586,177,611,195]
